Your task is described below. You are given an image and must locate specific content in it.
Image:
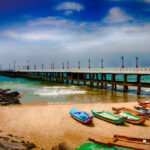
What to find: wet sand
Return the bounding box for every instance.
[0,102,150,149]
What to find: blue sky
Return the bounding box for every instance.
[0,0,150,69]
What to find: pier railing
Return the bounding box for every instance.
[14,67,150,74]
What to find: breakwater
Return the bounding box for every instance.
[0,68,150,95]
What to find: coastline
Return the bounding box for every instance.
[0,102,150,149]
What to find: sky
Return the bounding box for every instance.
[0,0,150,69]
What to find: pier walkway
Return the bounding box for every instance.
[0,68,150,95]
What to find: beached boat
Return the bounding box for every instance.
[138,100,150,105]
[88,134,150,150]
[138,100,150,108]
[70,109,93,124]
[112,107,149,117]
[114,134,150,144]
[134,106,150,116]
[91,109,125,125]
[113,111,146,125]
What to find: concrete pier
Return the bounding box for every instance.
[0,68,150,95]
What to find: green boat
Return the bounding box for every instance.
[115,111,146,125]
[75,142,133,150]
[75,142,116,150]
[91,109,125,125]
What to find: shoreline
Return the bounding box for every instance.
[0,101,150,149]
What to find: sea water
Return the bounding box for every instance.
[0,75,150,103]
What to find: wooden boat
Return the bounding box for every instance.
[112,107,149,117]
[91,109,125,125]
[113,111,146,125]
[88,134,150,150]
[138,100,150,105]
[70,109,93,124]
[114,135,150,144]
[138,100,150,108]
[134,106,150,116]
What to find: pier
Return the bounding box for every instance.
[0,68,150,95]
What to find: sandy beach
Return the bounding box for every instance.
[0,102,150,149]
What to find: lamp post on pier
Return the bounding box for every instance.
[101,59,103,68]
[88,59,91,69]
[136,56,138,68]
[78,61,80,69]
[67,61,69,69]
[121,56,124,68]
[53,63,55,70]
[13,60,16,70]
[62,62,64,69]
[27,60,30,70]
[34,65,36,70]
[42,64,44,70]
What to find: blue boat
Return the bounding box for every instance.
[134,106,150,117]
[70,109,93,124]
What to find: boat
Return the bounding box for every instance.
[70,109,93,124]
[75,142,116,150]
[138,100,150,108]
[134,106,150,117]
[114,134,150,144]
[88,135,150,150]
[138,100,150,105]
[113,111,146,125]
[112,107,149,117]
[91,109,125,125]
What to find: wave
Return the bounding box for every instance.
[34,87,86,96]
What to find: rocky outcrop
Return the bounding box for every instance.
[0,89,21,106]
[0,131,37,149]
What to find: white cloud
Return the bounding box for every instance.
[28,16,68,26]
[1,15,150,68]
[103,7,132,23]
[55,2,84,15]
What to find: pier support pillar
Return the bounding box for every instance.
[137,74,141,95]
[111,74,115,90]
[123,74,128,93]
[90,73,94,87]
[123,85,128,92]
[137,86,141,95]
[100,73,103,89]
[83,73,86,86]
[71,79,73,84]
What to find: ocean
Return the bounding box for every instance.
[0,75,150,103]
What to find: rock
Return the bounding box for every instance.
[5,91,20,97]
[51,143,70,150]
[23,143,36,149]
[0,89,21,106]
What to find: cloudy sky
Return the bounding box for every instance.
[0,0,150,69]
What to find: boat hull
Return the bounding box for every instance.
[91,110,125,125]
[113,111,146,125]
[70,109,93,124]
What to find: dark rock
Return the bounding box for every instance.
[51,143,70,150]
[5,91,20,97]
[0,89,21,106]
[23,143,36,149]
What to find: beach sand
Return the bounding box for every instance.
[0,102,150,149]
